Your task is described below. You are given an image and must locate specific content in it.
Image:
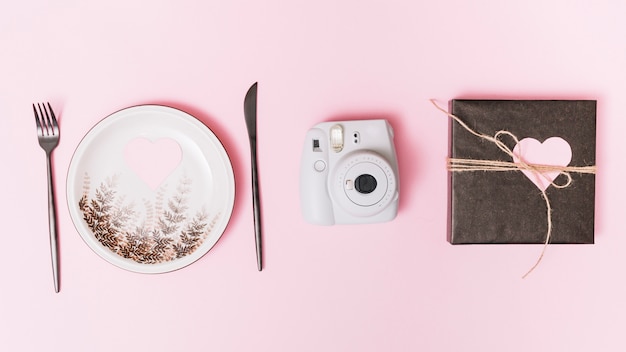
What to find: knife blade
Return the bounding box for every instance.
[244,82,262,271]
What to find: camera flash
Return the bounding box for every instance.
[330,124,344,152]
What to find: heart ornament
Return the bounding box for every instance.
[512,137,572,191]
[124,137,182,190]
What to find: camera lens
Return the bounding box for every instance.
[354,174,377,194]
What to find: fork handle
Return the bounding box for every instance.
[46,154,60,293]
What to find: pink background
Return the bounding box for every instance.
[2,1,625,351]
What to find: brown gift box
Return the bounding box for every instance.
[448,100,596,244]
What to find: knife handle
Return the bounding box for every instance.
[250,140,263,271]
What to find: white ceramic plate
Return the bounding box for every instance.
[67,105,235,273]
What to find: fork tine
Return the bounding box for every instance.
[33,104,43,133]
[40,103,52,136]
[47,102,59,132]
[37,103,46,135]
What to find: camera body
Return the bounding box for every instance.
[300,119,399,225]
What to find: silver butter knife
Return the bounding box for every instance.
[244,82,263,271]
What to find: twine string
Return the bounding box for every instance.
[430,99,596,278]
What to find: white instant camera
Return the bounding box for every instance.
[300,119,399,225]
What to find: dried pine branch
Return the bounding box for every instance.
[80,174,215,265]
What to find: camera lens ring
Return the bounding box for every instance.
[329,150,397,217]
[342,162,388,207]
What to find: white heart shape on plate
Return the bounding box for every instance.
[512,137,572,191]
[124,138,182,190]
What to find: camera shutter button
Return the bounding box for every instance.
[314,160,326,172]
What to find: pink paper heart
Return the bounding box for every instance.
[512,137,572,191]
[124,138,182,190]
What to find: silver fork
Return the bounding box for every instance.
[34,102,60,293]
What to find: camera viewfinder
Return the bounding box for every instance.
[313,139,321,151]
